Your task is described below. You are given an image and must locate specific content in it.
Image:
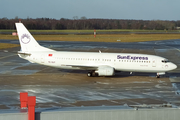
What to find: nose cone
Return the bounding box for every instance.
[170,63,177,70]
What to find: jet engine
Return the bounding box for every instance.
[95,67,115,76]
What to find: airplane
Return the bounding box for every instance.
[15,22,177,78]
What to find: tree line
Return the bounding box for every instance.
[0,17,180,30]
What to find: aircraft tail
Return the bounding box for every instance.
[15,23,54,52]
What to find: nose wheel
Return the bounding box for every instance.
[156,72,165,78]
[156,73,160,78]
[156,75,160,78]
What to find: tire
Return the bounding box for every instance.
[156,75,160,78]
[87,72,92,77]
[92,72,96,77]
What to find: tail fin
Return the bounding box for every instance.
[15,23,54,52]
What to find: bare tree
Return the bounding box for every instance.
[80,16,87,20]
[73,16,78,20]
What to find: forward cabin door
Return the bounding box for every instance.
[152,59,156,67]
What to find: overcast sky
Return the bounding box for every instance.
[0,0,179,20]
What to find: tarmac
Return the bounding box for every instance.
[0,39,180,109]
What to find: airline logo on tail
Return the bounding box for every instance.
[21,34,31,44]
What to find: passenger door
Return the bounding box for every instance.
[152,59,156,67]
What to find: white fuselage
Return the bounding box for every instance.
[19,51,177,73]
[15,22,177,77]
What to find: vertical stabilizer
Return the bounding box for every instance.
[15,23,53,52]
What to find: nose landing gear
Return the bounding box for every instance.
[156,72,165,78]
[156,75,160,78]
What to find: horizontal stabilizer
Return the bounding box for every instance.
[18,51,31,56]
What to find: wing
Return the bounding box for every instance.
[66,65,98,70]
[65,64,113,71]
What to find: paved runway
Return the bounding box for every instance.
[0,39,180,109]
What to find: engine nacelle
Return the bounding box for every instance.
[95,67,115,76]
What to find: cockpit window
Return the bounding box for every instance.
[162,59,169,63]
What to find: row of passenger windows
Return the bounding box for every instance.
[54,57,101,61]
[120,60,151,63]
[53,57,151,63]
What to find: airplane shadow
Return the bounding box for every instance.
[57,69,180,78]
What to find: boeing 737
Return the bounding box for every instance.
[15,23,177,78]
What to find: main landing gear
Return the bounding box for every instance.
[87,71,97,77]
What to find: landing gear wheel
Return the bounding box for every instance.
[156,75,160,78]
[87,72,92,77]
[92,71,96,77]
[87,71,97,77]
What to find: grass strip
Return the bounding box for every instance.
[0,34,180,42]
[0,43,19,50]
